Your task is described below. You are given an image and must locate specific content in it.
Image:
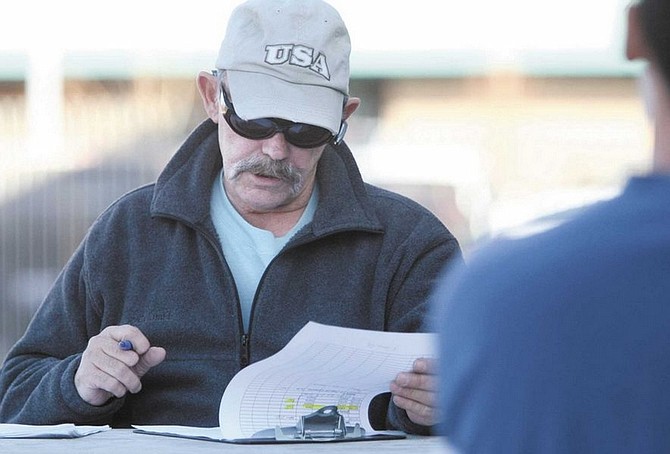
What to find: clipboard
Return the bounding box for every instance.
[133,405,406,444]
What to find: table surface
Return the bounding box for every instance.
[0,429,455,453]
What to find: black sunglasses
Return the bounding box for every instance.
[218,85,347,148]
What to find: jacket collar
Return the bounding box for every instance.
[150,119,383,236]
[150,120,221,227]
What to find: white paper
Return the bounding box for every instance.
[135,321,435,441]
[0,423,110,439]
[218,321,435,438]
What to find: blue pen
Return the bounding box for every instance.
[118,339,134,351]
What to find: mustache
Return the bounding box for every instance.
[230,155,303,187]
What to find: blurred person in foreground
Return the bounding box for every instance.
[0,0,461,433]
[433,0,670,452]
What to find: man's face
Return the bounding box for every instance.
[217,117,326,216]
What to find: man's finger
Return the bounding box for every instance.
[393,371,436,392]
[412,357,436,375]
[102,325,152,355]
[133,346,167,378]
[390,381,434,405]
[392,394,437,426]
[89,350,143,393]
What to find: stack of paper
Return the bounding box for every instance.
[0,423,110,439]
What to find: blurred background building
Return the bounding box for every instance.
[0,0,649,361]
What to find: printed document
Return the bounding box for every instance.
[134,321,436,441]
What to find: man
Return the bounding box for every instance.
[434,0,670,452]
[0,0,461,434]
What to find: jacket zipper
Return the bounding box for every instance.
[240,334,250,368]
[192,224,250,369]
[158,215,367,370]
[160,215,250,370]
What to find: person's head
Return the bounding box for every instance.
[627,0,670,171]
[628,0,670,85]
[198,0,360,217]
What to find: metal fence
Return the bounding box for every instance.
[0,79,200,362]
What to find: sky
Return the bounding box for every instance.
[1,0,628,55]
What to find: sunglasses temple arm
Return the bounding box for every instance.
[333,121,348,146]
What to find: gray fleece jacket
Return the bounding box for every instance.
[0,120,461,434]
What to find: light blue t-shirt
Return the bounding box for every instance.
[210,171,318,332]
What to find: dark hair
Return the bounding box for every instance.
[638,0,670,83]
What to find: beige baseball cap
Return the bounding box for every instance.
[215,0,351,134]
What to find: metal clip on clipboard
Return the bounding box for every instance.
[254,405,365,441]
[131,404,405,444]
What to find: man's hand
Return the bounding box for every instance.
[74,325,166,406]
[389,357,437,427]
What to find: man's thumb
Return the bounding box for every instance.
[134,346,166,377]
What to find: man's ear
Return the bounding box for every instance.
[342,97,361,121]
[626,4,649,61]
[197,71,220,123]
